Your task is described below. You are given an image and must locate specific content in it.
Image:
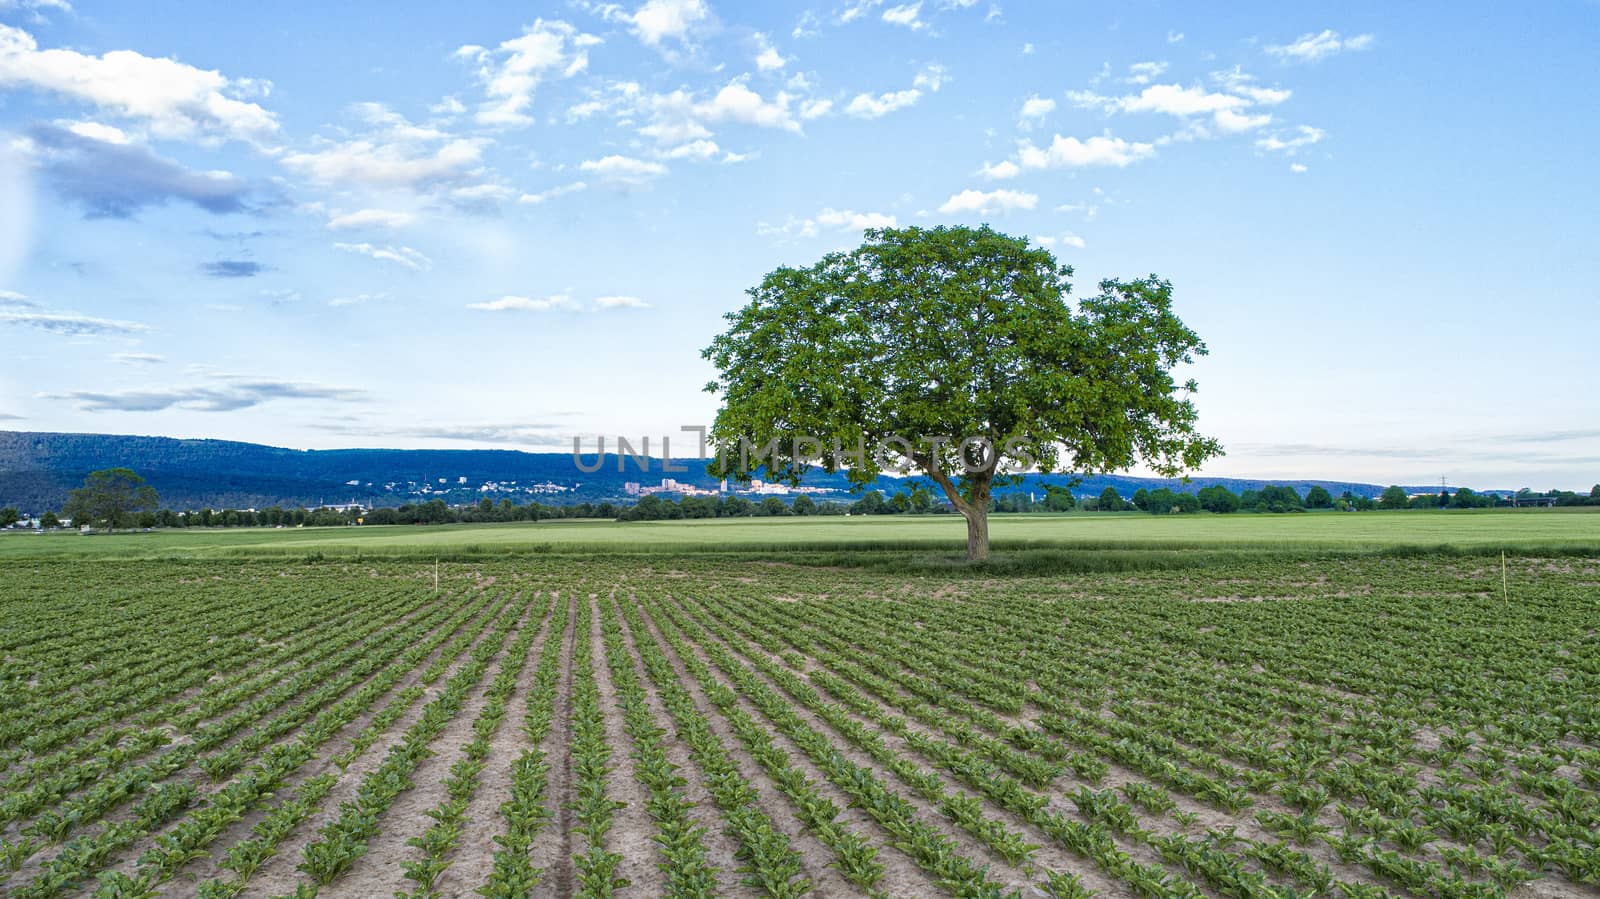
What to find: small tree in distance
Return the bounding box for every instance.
[703,225,1221,561]
[1379,485,1409,510]
[62,468,159,533]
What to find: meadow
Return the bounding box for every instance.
[0,511,1596,897]
[2,507,1598,560]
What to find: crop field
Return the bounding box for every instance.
[1,546,1597,898]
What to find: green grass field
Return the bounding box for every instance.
[2,507,1596,561]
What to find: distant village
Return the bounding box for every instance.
[623,478,839,498]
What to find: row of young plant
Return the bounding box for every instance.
[821,588,1530,894]
[613,594,829,897]
[961,588,1598,886]
[641,593,1046,897]
[594,594,720,895]
[698,590,1305,897]
[396,592,555,898]
[567,594,630,897]
[4,586,505,896]
[84,586,512,897]
[285,592,533,894]
[677,592,1246,899]
[732,577,1595,895]
[479,593,570,897]
[4,587,483,889]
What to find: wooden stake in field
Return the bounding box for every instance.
[434,558,440,592]
[1502,550,1508,601]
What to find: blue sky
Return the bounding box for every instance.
[0,0,1595,490]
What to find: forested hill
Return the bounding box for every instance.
[1,430,1412,512]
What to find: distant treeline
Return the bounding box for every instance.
[7,483,1598,531]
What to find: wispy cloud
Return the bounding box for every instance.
[24,124,260,218]
[1265,29,1374,63]
[2,309,149,335]
[43,376,365,413]
[334,242,432,271]
[468,294,650,312]
[199,259,264,278]
[310,420,567,446]
[1255,124,1325,154]
[454,19,599,126]
[326,209,416,230]
[594,295,650,308]
[518,181,588,204]
[468,294,578,312]
[579,154,667,183]
[112,352,165,365]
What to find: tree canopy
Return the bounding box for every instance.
[62,468,159,532]
[703,225,1221,559]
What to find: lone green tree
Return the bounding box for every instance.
[1379,485,1409,510]
[62,468,159,532]
[702,225,1221,560]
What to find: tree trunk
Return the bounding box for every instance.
[963,506,989,561]
[914,455,993,562]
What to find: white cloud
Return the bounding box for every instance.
[757,207,896,240]
[977,159,1020,179]
[283,135,484,189]
[697,81,802,131]
[518,181,588,204]
[1072,80,1283,135]
[1289,163,1308,173]
[754,33,787,71]
[1038,232,1086,249]
[0,24,277,143]
[628,0,711,46]
[468,294,577,312]
[1167,30,1184,44]
[579,154,668,182]
[662,138,722,160]
[882,2,924,30]
[1265,29,1375,63]
[1255,124,1324,153]
[1125,61,1168,84]
[987,134,1155,176]
[449,183,515,205]
[59,120,129,144]
[430,96,467,116]
[938,188,1037,214]
[595,295,649,308]
[1211,68,1293,105]
[799,98,833,119]
[334,242,432,271]
[327,208,416,230]
[1213,108,1272,133]
[839,0,883,25]
[846,89,921,119]
[1018,94,1054,128]
[456,20,598,126]
[913,64,948,92]
[1118,83,1247,116]
[816,207,896,229]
